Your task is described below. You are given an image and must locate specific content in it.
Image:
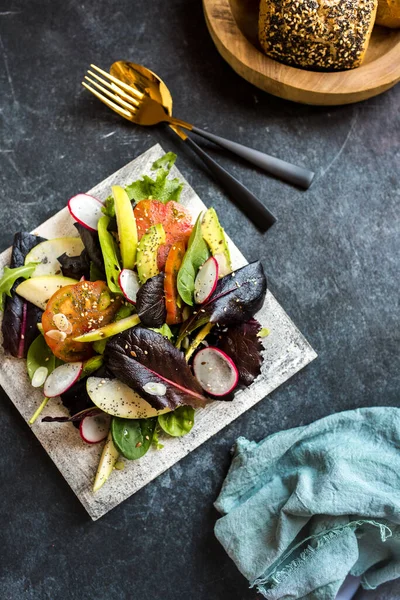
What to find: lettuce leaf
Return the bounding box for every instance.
[105,326,208,410]
[0,263,38,311]
[136,272,166,327]
[215,319,264,386]
[125,152,183,204]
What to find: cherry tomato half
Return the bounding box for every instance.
[42,280,122,362]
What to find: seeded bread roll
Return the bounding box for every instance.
[376,0,400,27]
[258,0,378,71]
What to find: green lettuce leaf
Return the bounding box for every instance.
[0,263,38,311]
[125,152,183,203]
[102,195,116,218]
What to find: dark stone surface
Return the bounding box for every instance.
[0,0,399,598]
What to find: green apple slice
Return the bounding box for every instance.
[25,237,84,277]
[112,185,137,270]
[73,313,140,342]
[87,377,171,419]
[16,275,78,310]
[93,431,119,492]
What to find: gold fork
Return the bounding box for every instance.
[82,65,277,231]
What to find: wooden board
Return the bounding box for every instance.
[203,0,400,105]
[0,144,316,520]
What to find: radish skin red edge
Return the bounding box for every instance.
[194,256,219,304]
[68,194,104,232]
[193,347,239,396]
[43,362,83,398]
[80,414,111,444]
[118,269,140,304]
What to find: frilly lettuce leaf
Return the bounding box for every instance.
[0,263,38,311]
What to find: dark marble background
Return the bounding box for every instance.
[0,0,399,598]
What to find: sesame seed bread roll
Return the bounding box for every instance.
[376,0,400,27]
[258,0,378,71]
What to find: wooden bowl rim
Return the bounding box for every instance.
[203,0,400,99]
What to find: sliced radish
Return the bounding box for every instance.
[193,347,238,396]
[79,413,111,444]
[214,253,232,278]
[194,256,218,304]
[118,269,140,304]
[43,362,83,398]
[31,366,49,388]
[68,194,104,231]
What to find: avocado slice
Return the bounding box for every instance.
[201,208,232,277]
[73,313,140,342]
[112,185,137,270]
[136,224,166,284]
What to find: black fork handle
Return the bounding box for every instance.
[184,136,277,232]
[190,126,315,190]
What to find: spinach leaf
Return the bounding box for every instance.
[104,326,208,410]
[58,250,90,281]
[97,215,122,294]
[136,272,166,327]
[178,261,267,341]
[2,232,46,358]
[0,263,38,311]
[26,334,56,380]
[125,152,183,204]
[177,213,210,306]
[111,416,157,460]
[215,318,264,386]
[158,405,195,437]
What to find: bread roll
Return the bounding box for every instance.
[258,0,378,71]
[376,0,400,27]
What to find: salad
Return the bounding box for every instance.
[0,153,268,492]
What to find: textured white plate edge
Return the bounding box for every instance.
[0,144,317,520]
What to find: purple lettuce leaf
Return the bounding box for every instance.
[2,232,46,357]
[105,326,208,410]
[214,319,263,386]
[74,222,105,277]
[136,272,166,327]
[42,407,102,424]
[58,249,90,280]
[180,261,267,339]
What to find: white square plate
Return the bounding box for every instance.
[0,144,317,520]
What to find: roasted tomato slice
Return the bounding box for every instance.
[134,199,193,270]
[164,241,186,325]
[42,281,122,362]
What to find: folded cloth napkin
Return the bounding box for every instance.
[214,407,400,599]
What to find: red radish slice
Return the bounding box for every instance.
[79,413,111,444]
[43,362,83,398]
[194,256,218,304]
[31,366,49,388]
[193,347,238,396]
[68,194,104,232]
[119,269,140,304]
[214,253,231,278]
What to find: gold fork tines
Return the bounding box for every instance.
[82,81,133,118]
[89,64,144,99]
[82,64,146,118]
[83,76,138,112]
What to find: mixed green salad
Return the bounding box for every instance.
[0,153,268,492]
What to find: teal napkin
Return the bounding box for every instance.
[214,407,400,599]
